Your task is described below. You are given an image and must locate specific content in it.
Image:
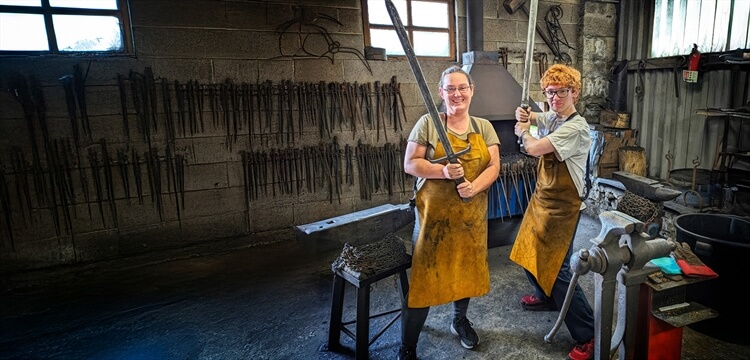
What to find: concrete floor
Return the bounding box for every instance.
[1,212,749,360]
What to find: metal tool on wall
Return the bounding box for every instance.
[0,161,14,249]
[165,146,185,228]
[99,140,119,229]
[87,148,106,227]
[273,6,373,75]
[503,2,574,64]
[73,63,93,141]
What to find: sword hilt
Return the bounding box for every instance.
[431,145,472,203]
[450,158,470,203]
[517,105,530,145]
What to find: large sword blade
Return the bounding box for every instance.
[384,0,469,200]
[521,0,539,109]
[518,0,539,149]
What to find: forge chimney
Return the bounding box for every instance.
[461,0,541,154]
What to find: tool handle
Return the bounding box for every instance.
[456,177,470,203]
[517,105,530,145]
[448,158,470,203]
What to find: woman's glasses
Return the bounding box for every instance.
[442,85,472,95]
[543,88,571,98]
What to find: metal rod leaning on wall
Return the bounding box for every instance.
[165,146,176,222]
[144,67,159,135]
[163,79,176,143]
[197,81,206,133]
[285,80,296,144]
[186,80,197,136]
[99,139,119,229]
[60,140,78,218]
[49,140,73,241]
[129,71,147,143]
[60,74,82,147]
[0,161,15,250]
[87,148,106,227]
[230,81,241,145]
[73,63,92,141]
[10,149,28,224]
[241,151,251,208]
[391,76,406,132]
[116,74,131,142]
[294,148,303,196]
[242,83,252,144]
[175,80,187,137]
[132,149,144,205]
[276,82,287,144]
[117,149,130,205]
[219,80,231,151]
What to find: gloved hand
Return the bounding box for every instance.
[672,242,719,278]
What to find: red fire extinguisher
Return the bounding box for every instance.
[688,44,701,71]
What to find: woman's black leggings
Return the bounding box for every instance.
[400,297,470,348]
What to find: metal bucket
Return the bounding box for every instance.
[674,213,750,345]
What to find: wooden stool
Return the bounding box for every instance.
[325,257,411,360]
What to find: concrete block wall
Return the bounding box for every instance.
[578,0,618,121]
[0,0,589,273]
[473,0,582,107]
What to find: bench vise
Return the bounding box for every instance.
[546,211,676,360]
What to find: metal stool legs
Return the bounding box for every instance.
[325,260,411,360]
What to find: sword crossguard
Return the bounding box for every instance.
[429,144,472,164]
[430,145,472,203]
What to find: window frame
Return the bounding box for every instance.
[650,0,749,58]
[0,0,133,57]
[361,0,456,61]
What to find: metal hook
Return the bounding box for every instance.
[665,150,673,182]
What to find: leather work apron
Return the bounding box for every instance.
[509,152,581,296]
[409,130,491,308]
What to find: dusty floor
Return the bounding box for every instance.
[1,212,749,360]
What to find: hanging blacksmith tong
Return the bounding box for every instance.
[385,0,470,201]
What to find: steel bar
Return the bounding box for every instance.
[518,0,539,147]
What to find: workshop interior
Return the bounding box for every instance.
[1,0,749,359]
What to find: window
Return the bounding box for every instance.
[0,0,132,55]
[651,0,750,57]
[362,0,455,59]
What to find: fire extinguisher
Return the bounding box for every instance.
[688,44,701,71]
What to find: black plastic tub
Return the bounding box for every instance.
[674,213,750,345]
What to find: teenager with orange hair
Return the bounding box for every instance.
[510,64,595,360]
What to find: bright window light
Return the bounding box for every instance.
[54,15,122,51]
[363,0,454,58]
[0,0,130,54]
[0,13,48,50]
[652,0,750,57]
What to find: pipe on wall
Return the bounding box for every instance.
[466,0,483,52]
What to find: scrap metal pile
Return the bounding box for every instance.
[331,232,410,280]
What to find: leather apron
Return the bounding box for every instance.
[409,129,491,308]
[509,152,581,296]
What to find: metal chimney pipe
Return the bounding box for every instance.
[466,0,483,52]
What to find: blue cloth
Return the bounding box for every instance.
[649,256,682,275]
